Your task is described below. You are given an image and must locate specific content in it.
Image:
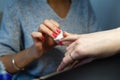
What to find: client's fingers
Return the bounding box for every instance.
[65,44,75,56]
[50,19,60,28]
[73,57,95,68]
[62,33,80,42]
[39,24,58,38]
[57,53,75,71]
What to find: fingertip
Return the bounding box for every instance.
[31,32,37,38]
[31,32,35,37]
[57,62,65,72]
[57,66,62,72]
[31,32,43,40]
[63,31,70,37]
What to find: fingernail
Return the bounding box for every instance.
[56,29,61,33]
[58,41,63,45]
[52,33,57,38]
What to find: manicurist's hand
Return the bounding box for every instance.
[57,28,120,71]
[31,19,61,58]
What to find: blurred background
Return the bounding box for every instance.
[0,0,120,29]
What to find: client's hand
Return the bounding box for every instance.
[57,29,120,71]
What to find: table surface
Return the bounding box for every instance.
[34,55,120,80]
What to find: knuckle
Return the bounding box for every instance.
[31,32,35,37]
[39,25,42,30]
[44,19,49,24]
[74,47,80,53]
[50,19,60,27]
[39,24,45,32]
[74,46,87,56]
[39,24,44,28]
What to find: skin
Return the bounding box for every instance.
[47,0,71,18]
[37,20,120,72]
[0,0,71,73]
[57,28,120,71]
[0,19,58,73]
[3,0,119,74]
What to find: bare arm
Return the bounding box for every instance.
[0,19,60,74]
[0,46,41,73]
[57,28,120,71]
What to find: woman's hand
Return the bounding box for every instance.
[57,28,120,71]
[31,19,61,58]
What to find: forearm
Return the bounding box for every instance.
[89,28,120,58]
[90,27,120,58]
[108,28,120,54]
[0,46,41,74]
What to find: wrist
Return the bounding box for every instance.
[11,55,24,71]
[29,45,44,59]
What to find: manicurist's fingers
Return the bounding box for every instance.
[44,20,61,34]
[31,32,44,41]
[39,24,58,38]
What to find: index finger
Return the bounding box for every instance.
[57,55,73,71]
[62,33,80,42]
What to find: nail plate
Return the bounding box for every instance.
[56,29,61,33]
[52,33,57,38]
[58,41,63,45]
